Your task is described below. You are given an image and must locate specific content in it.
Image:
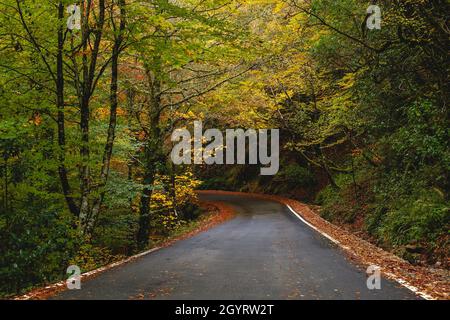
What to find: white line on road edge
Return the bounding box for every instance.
[285,204,435,300]
[286,204,340,245]
[16,246,163,300]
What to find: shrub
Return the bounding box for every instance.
[279,164,316,188]
[0,195,77,297]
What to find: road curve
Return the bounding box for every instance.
[53,193,419,300]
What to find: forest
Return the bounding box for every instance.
[0,0,448,298]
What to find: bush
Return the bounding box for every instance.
[180,202,202,221]
[92,208,138,256]
[0,195,77,297]
[316,169,449,264]
[279,164,316,188]
[69,242,116,273]
[375,192,449,247]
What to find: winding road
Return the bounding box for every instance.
[53,193,419,300]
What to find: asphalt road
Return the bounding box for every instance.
[53,193,419,300]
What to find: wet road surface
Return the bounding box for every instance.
[53,193,419,300]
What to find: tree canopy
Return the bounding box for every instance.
[0,0,448,296]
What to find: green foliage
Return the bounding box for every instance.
[317,170,449,263]
[1,0,449,298]
[0,113,78,297]
[387,100,450,172]
[374,193,448,247]
[69,242,116,274]
[315,174,359,223]
[278,164,316,188]
[180,202,203,221]
[0,200,77,297]
[93,208,139,256]
[199,174,236,190]
[0,0,234,296]
[292,0,450,265]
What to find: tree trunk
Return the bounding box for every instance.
[3,156,7,211]
[136,64,163,249]
[137,116,162,249]
[169,162,178,218]
[317,146,339,190]
[137,160,156,250]
[56,1,79,216]
[89,0,126,234]
[78,0,106,233]
[79,97,91,230]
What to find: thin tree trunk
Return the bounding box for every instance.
[79,97,91,229]
[317,146,339,190]
[3,156,7,211]
[169,162,178,218]
[126,88,136,210]
[137,159,156,250]
[137,114,162,249]
[89,0,127,234]
[56,1,79,216]
[78,0,106,232]
[137,64,163,249]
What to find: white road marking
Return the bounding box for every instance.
[286,204,340,245]
[16,246,163,300]
[285,204,434,300]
